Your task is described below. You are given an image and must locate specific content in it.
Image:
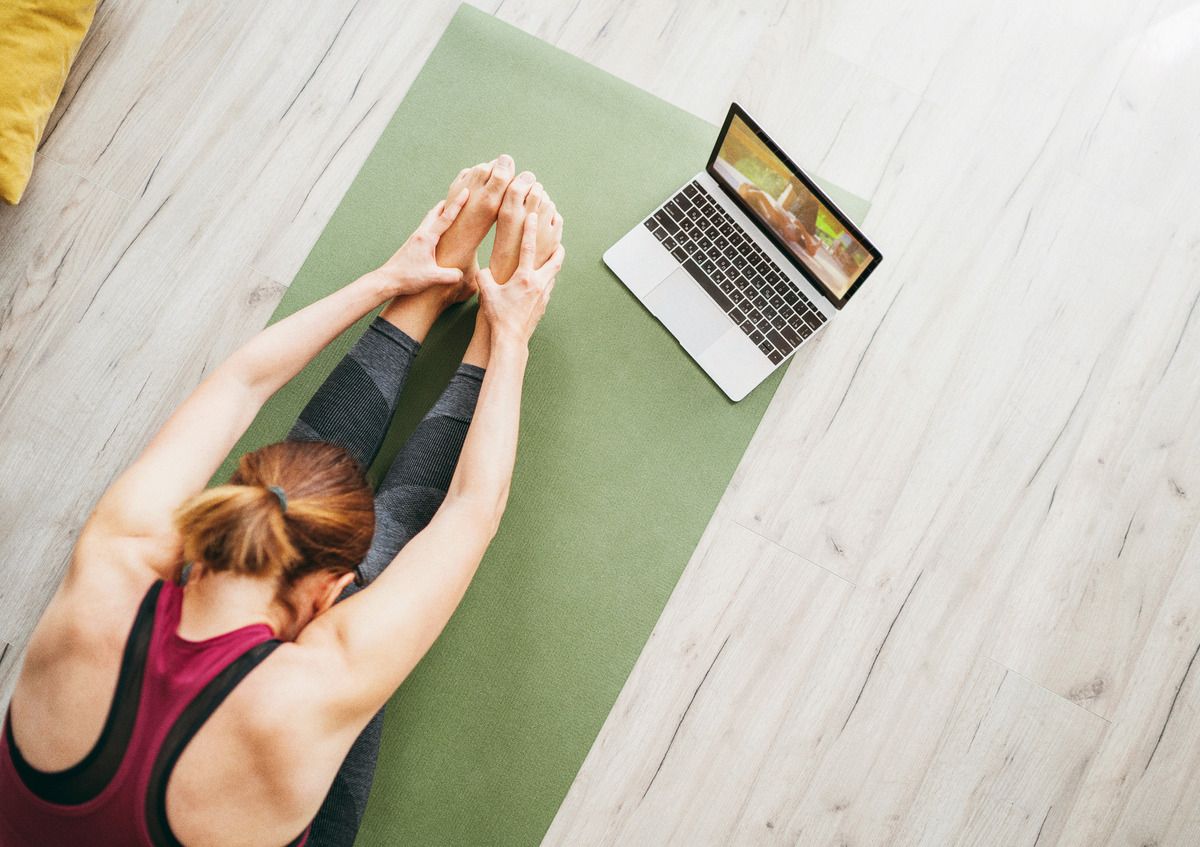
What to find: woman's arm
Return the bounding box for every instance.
[81,193,470,572]
[301,215,565,717]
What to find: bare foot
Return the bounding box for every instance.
[435,155,516,296]
[532,185,563,264]
[488,172,562,283]
[378,156,515,338]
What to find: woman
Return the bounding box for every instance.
[0,155,565,846]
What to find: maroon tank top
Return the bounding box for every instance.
[0,580,309,846]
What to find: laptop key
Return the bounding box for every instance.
[670,246,688,263]
[802,311,822,330]
[766,329,793,354]
[785,310,808,330]
[681,259,735,313]
[766,348,785,364]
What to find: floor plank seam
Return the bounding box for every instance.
[28,151,132,204]
[732,519,856,585]
[984,655,1112,724]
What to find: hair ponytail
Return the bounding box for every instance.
[176,484,301,578]
[174,442,374,586]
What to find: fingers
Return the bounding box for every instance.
[424,188,469,237]
[536,243,565,280]
[517,212,538,273]
[475,266,498,299]
[434,266,464,285]
[417,199,447,236]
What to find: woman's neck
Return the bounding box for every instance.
[177,568,286,640]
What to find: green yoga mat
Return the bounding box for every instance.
[217,6,869,845]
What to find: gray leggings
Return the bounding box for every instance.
[286,316,483,847]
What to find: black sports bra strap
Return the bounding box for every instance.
[144,638,302,847]
[5,580,163,805]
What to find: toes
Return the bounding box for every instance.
[447,166,471,197]
[502,171,536,214]
[524,182,544,212]
[465,162,490,186]
[485,154,516,196]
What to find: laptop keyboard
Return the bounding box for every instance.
[642,181,827,364]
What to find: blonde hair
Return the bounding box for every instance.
[175,441,374,587]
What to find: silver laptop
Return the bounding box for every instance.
[604,103,882,401]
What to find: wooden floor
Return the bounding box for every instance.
[3,0,1199,843]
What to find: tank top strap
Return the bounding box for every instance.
[143,636,283,847]
[5,580,163,805]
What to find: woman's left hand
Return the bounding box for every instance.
[374,188,471,297]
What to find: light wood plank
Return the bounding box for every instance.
[894,659,1106,847]
[0,641,20,712]
[987,233,1200,719]
[1057,525,1200,845]
[39,0,245,199]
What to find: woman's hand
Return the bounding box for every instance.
[477,213,565,346]
[374,188,471,297]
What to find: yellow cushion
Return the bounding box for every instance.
[0,0,97,204]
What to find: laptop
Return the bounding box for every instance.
[604,103,882,401]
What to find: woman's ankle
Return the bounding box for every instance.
[378,288,455,342]
[462,312,491,368]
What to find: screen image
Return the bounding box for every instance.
[713,114,873,300]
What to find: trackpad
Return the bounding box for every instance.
[643,267,732,357]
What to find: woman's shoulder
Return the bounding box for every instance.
[23,540,155,677]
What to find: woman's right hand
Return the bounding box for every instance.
[477,212,565,345]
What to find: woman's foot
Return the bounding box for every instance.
[488,172,563,283]
[378,156,517,339]
[435,155,517,291]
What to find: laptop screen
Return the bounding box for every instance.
[707,105,881,307]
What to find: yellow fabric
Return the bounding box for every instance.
[0,0,96,204]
